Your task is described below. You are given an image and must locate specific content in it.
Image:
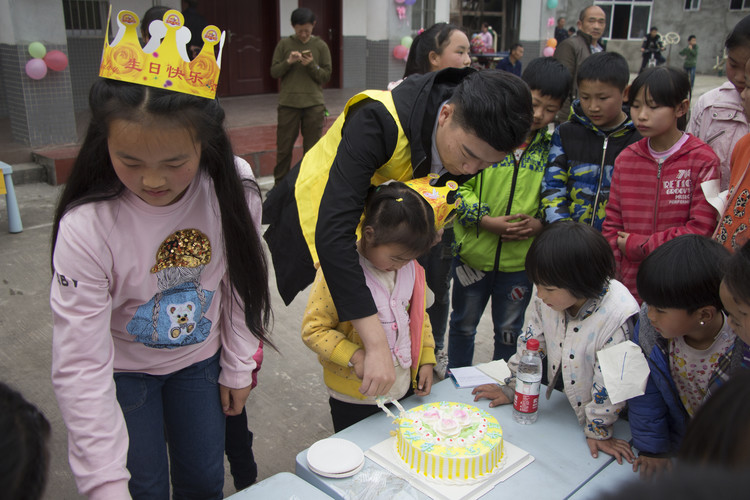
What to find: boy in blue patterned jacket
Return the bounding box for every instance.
[447,58,572,368]
[541,52,640,231]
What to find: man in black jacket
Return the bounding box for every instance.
[640,27,666,71]
[263,68,532,397]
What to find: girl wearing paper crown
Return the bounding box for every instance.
[302,179,456,431]
[50,9,270,499]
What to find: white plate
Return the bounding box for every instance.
[308,458,365,478]
[307,438,365,476]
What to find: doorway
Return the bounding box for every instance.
[299,0,342,88]
[198,0,279,96]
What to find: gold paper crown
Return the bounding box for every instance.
[403,174,459,230]
[99,9,225,99]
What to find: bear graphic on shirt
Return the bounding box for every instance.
[167,301,197,339]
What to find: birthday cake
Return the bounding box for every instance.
[396,401,503,481]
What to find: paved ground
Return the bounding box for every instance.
[0,71,728,499]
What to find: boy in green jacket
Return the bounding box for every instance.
[679,35,698,90]
[448,57,572,367]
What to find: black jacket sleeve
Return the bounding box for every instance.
[315,100,399,321]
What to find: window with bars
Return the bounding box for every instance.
[63,0,108,37]
[684,0,701,10]
[730,0,750,10]
[595,0,653,40]
[411,0,436,31]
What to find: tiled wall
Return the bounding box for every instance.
[0,46,7,118]
[365,40,391,90]
[342,36,366,88]
[67,37,102,111]
[0,43,77,147]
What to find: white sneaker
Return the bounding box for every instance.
[434,350,449,380]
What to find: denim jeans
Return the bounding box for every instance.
[417,227,454,351]
[114,351,225,500]
[685,66,696,90]
[448,261,531,369]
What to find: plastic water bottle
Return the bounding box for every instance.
[512,338,542,424]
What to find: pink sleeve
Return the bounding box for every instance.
[602,160,624,268]
[50,218,131,499]
[218,157,264,389]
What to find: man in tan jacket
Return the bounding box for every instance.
[554,5,607,123]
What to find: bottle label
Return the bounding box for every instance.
[513,380,540,414]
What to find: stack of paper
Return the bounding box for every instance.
[449,359,512,388]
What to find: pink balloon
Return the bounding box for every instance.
[393,44,409,60]
[543,46,555,57]
[44,50,69,71]
[25,58,47,80]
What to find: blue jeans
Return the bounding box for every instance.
[448,261,531,369]
[114,351,225,500]
[417,227,454,351]
[685,66,696,89]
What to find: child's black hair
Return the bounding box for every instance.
[576,51,630,91]
[0,382,51,500]
[679,370,750,467]
[628,66,691,107]
[509,43,523,52]
[448,69,533,155]
[361,182,437,258]
[628,66,691,130]
[291,7,316,26]
[688,35,696,42]
[637,235,729,312]
[725,14,750,50]
[723,240,750,306]
[525,221,615,299]
[51,79,273,348]
[141,6,169,41]
[522,57,572,104]
[404,23,466,78]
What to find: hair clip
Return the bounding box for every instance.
[395,197,403,202]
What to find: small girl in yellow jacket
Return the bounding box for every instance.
[303,180,451,431]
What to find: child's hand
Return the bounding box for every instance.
[480,214,529,238]
[472,383,511,407]
[414,364,434,396]
[586,437,635,464]
[220,384,252,416]
[349,349,365,379]
[287,51,302,64]
[632,455,672,480]
[616,231,630,254]
[431,228,444,247]
[501,214,543,241]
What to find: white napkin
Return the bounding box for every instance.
[597,341,650,404]
[701,179,728,216]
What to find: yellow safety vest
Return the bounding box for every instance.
[295,90,415,264]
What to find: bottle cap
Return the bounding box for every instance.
[526,339,540,351]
